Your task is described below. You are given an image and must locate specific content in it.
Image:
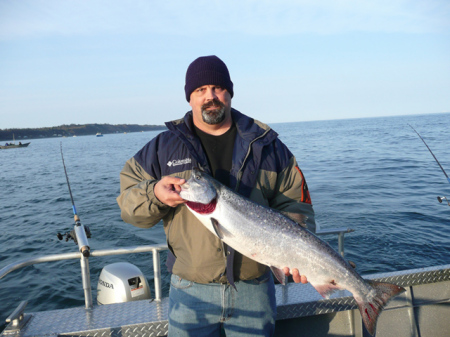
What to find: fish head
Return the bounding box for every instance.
[180,168,217,204]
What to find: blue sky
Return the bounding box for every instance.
[1,0,449,129]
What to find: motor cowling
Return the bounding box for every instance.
[97,262,151,305]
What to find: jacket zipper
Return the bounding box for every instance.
[234,128,271,192]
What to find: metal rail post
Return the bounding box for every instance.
[153,249,162,301]
[80,254,93,309]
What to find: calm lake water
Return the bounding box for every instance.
[1,113,449,330]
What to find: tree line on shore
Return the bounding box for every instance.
[0,123,166,141]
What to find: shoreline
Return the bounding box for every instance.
[0,123,166,142]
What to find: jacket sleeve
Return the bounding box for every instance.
[270,155,316,233]
[116,157,172,228]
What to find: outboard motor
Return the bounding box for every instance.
[97,262,151,305]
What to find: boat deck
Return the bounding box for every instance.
[2,264,449,337]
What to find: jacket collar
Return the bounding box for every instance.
[166,108,278,145]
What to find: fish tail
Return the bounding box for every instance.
[355,280,405,336]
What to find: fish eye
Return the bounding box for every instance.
[195,175,200,180]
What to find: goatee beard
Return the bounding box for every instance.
[201,99,226,125]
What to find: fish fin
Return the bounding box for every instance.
[210,218,234,239]
[281,211,308,228]
[311,281,341,299]
[211,218,224,239]
[270,266,286,285]
[355,280,406,336]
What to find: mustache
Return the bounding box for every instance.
[201,98,225,110]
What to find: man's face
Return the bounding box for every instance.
[189,85,232,126]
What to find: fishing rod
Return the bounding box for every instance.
[57,143,92,256]
[408,124,450,206]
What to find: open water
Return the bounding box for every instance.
[1,113,450,330]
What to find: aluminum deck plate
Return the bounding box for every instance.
[3,299,170,337]
[2,264,450,337]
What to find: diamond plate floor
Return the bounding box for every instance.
[2,264,449,337]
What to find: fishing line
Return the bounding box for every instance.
[60,142,79,220]
[408,124,450,184]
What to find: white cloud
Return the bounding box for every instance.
[0,0,448,40]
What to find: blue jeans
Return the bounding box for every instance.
[168,273,276,337]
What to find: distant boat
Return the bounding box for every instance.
[96,133,103,137]
[0,142,30,150]
[0,134,31,149]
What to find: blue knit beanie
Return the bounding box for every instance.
[184,55,234,102]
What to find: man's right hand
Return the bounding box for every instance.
[154,176,186,207]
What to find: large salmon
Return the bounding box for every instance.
[179,168,405,335]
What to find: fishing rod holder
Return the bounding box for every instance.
[74,223,91,257]
[56,222,93,308]
[437,196,450,206]
[75,222,93,309]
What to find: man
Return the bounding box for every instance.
[117,55,315,336]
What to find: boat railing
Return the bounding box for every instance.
[0,226,353,312]
[316,226,354,257]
